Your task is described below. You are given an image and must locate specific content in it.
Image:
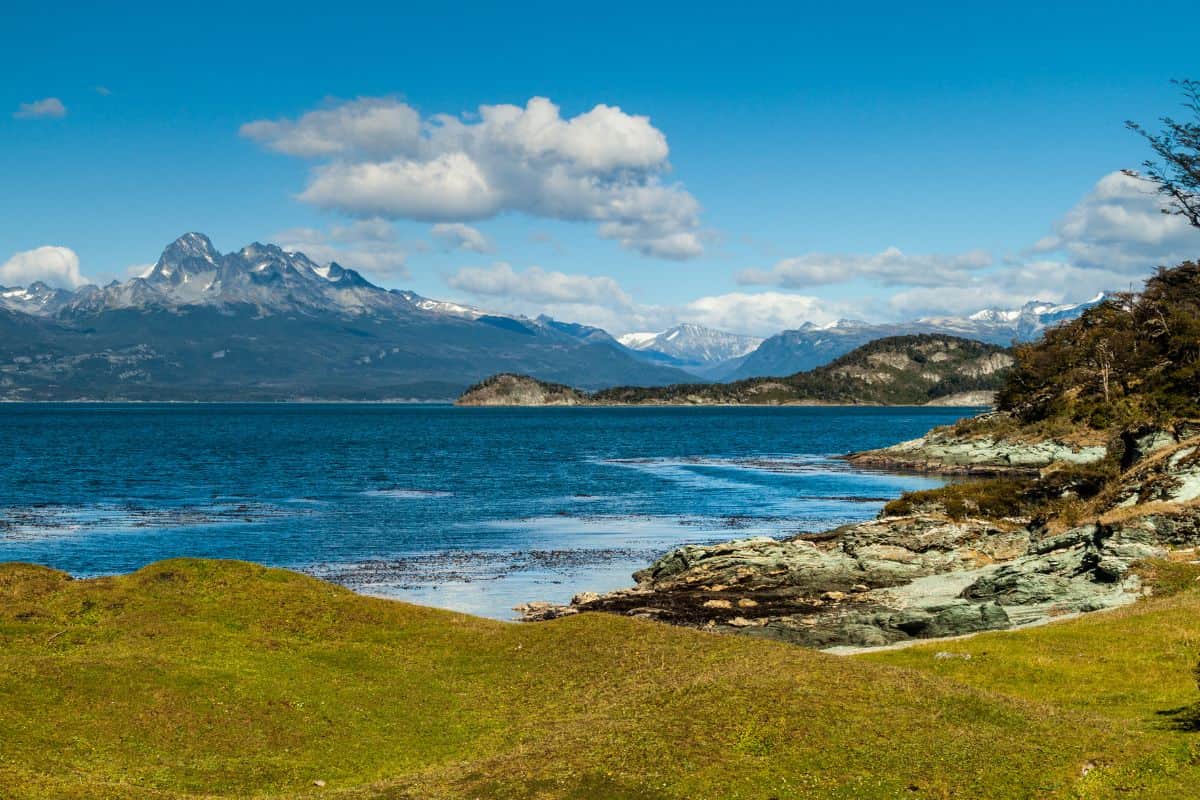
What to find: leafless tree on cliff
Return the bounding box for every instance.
[1126,79,1200,229]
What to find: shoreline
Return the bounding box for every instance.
[1,398,992,409]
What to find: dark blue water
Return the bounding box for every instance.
[0,404,974,618]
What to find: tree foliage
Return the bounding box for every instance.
[997,262,1200,428]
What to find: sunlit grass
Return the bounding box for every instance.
[1,558,1198,798]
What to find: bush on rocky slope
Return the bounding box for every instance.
[998,261,1200,432]
[865,262,1200,531]
[881,462,1116,524]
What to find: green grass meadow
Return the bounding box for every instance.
[2,558,1199,799]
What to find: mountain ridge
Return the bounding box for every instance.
[718,295,1109,380]
[0,232,1112,398]
[0,233,698,400]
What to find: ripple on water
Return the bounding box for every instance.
[0,502,309,542]
[361,489,454,499]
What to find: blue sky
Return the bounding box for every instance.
[3,0,1199,335]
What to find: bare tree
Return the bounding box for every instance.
[1126,79,1200,229]
[1095,340,1114,404]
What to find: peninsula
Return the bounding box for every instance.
[457,334,1011,407]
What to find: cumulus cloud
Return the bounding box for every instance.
[1,246,88,288]
[275,220,408,278]
[447,262,632,307]
[431,223,491,253]
[243,96,703,259]
[1032,170,1199,272]
[676,291,847,335]
[125,263,155,278]
[13,97,66,119]
[732,171,1200,320]
[887,172,1200,318]
[886,259,1142,319]
[241,97,422,158]
[738,247,993,288]
[445,261,847,336]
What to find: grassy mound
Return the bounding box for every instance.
[2,558,1200,798]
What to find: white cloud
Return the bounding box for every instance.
[887,260,1136,318]
[887,172,1200,317]
[445,261,846,336]
[327,218,397,243]
[1,246,88,288]
[431,223,491,253]
[676,291,847,335]
[95,86,112,97]
[274,221,408,278]
[738,247,993,288]
[447,262,632,307]
[1032,170,1199,271]
[243,96,703,259]
[302,152,499,220]
[731,171,1200,320]
[240,97,422,158]
[13,97,66,119]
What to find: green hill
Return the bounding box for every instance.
[457,334,1012,406]
[3,557,1200,799]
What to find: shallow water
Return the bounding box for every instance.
[0,403,976,618]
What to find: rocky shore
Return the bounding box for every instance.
[518,422,1200,650]
[844,416,1109,475]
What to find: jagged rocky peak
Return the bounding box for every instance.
[322,261,374,287]
[149,232,222,283]
[140,233,376,292]
[238,241,289,264]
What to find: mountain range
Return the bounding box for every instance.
[0,233,1106,400]
[701,297,1107,380]
[0,234,693,400]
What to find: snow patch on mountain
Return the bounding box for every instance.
[617,323,763,366]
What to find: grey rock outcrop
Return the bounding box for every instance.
[520,422,1200,650]
[521,503,1200,650]
[848,423,1107,475]
[1109,438,1200,508]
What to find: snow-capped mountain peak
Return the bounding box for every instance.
[618,323,763,366]
[967,308,1022,323]
[0,232,546,329]
[0,281,75,315]
[148,232,222,283]
[43,234,405,317]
